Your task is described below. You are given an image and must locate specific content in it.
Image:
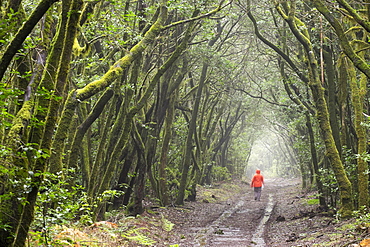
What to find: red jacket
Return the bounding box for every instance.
[251,169,264,188]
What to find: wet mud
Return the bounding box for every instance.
[168,178,300,247]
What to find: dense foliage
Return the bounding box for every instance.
[1,0,370,246]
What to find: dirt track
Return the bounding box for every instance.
[163,178,302,247]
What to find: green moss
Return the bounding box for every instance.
[201,191,218,203]
[76,67,122,101]
[198,182,244,203]
[305,198,320,205]
[72,38,91,57]
[301,236,316,241]
[5,100,33,168]
[338,222,355,231]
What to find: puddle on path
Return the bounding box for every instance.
[251,194,274,246]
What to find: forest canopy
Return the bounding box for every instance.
[1,0,370,246]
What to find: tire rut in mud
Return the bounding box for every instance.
[169,178,300,247]
[193,188,275,246]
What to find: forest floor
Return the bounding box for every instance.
[39,178,370,246]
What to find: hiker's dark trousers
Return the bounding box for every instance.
[254,187,262,201]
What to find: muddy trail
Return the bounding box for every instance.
[157,178,365,247]
[156,178,299,246]
[187,178,286,246]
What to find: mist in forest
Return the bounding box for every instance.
[246,129,295,179]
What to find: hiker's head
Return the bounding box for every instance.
[256,169,261,174]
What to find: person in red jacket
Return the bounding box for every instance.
[251,169,264,201]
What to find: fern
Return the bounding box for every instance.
[121,228,156,246]
[161,214,175,232]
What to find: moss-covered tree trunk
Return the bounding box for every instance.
[345,56,369,208]
[276,1,353,217]
[324,46,342,156]
[15,0,83,245]
[0,0,59,80]
[305,112,326,207]
[51,5,168,179]
[200,101,224,185]
[0,0,83,245]
[158,90,176,206]
[248,1,329,209]
[176,62,208,205]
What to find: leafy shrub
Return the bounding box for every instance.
[212,166,231,182]
[30,168,93,244]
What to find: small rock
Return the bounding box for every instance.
[286,233,298,242]
[214,228,224,234]
[276,215,285,222]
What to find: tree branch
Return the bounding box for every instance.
[162,1,230,30]
[0,0,60,81]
